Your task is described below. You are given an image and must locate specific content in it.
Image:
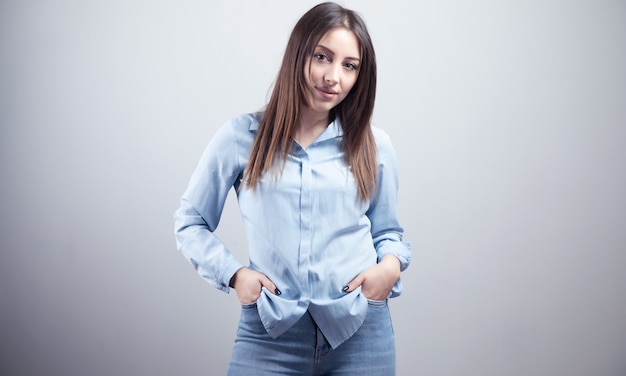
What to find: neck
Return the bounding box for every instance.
[299,106,329,130]
[296,106,330,149]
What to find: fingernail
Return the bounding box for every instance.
[274,288,282,295]
[342,286,349,293]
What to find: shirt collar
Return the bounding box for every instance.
[316,117,344,142]
[249,112,344,141]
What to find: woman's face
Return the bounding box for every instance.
[303,27,361,116]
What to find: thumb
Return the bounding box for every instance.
[260,275,281,296]
[342,274,365,293]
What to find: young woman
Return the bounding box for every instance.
[174,2,411,374]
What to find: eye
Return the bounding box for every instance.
[314,53,329,62]
[344,62,359,71]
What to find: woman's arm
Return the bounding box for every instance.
[343,128,412,299]
[174,118,246,293]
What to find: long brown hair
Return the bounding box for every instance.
[244,2,378,201]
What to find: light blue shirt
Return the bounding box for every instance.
[174,112,411,348]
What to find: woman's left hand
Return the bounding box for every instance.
[342,254,401,300]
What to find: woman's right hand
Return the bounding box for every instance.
[229,267,281,304]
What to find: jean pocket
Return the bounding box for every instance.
[241,302,257,309]
[366,298,388,307]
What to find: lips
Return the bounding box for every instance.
[316,86,338,99]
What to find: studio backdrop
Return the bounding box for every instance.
[1,1,625,375]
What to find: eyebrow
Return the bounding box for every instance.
[316,44,361,62]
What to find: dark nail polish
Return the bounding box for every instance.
[342,286,349,293]
[274,288,282,295]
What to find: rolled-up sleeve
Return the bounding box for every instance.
[367,129,412,295]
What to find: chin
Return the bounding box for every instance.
[311,101,338,114]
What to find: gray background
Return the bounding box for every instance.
[1,0,625,375]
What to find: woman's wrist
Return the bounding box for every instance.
[379,254,401,278]
[229,267,246,288]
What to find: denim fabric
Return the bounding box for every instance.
[227,300,395,375]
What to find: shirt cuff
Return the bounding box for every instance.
[377,241,412,272]
[216,259,246,293]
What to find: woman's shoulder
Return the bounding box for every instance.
[371,126,395,150]
[212,112,263,143]
[223,111,263,132]
[370,126,399,165]
[206,112,263,150]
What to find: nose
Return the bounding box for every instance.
[323,64,340,85]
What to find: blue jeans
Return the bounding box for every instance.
[227,300,395,375]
